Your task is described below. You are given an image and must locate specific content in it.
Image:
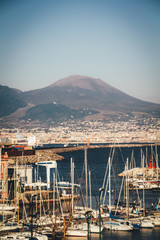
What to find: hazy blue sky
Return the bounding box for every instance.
[0,0,160,103]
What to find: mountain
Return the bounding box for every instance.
[1,75,160,123]
[22,75,160,116]
[0,85,27,117]
[22,75,120,108]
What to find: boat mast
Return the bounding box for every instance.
[109,156,111,213]
[113,148,117,202]
[0,148,4,224]
[142,153,145,217]
[71,158,74,214]
[145,147,148,168]
[39,177,42,219]
[89,170,92,209]
[16,159,19,226]
[37,152,39,181]
[126,158,129,220]
[84,147,88,208]
[53,171,55,219]
[102,148,114,206]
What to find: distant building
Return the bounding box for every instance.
[27,135,36,146]
[0,137,12,145]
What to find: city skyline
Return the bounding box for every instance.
[0,0,160,104]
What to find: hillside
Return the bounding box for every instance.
[24,103,99,122]
[0,85,27,117]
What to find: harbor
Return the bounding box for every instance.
[1,0,160,239]
[0,144,160,239]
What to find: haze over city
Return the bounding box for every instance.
[0,0,160,103]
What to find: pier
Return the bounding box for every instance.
[8,142,160,165]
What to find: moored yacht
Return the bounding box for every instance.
[66,225,88,237]
[0,232,48,240]
[103,219,133,231]
[140,217,154,228]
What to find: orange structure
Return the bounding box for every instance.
[0,152,8,199]
[147,155,155,169]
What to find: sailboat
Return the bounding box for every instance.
[66,224,88,237]
[102,155,133,231]
[0,150,23,232]
[66,221,102,236]
[139,217,154,228]
[0,231,48,240]
[139,154,154,228]
[66,150,104,236]
[64,157,88,237]
[148,216,160,227]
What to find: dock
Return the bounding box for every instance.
[8,142,160,165]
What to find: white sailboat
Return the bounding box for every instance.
[103,156,133,231]
[0,222,20,232]
[66,222,88,237]
[66,227,88,237]
[79,222,104,233]
[139,154,154,229]
[150,216,160,227]
[1,231,48,240]
[139,217,154,228]
[103,220,133,231]
[66,220,101,236]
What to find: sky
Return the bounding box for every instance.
[0,0,160,103]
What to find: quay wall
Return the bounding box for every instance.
[8,142,160,165]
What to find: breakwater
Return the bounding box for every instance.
[8,142,160,165]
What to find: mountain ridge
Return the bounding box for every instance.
[0,85,27,117]
[1,75,160,122]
